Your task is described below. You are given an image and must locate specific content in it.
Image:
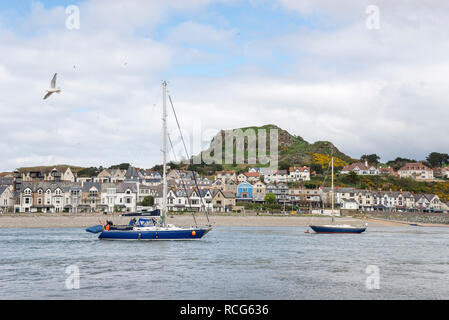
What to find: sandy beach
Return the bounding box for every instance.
[0,213,439,228]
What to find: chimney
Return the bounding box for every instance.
[365,160,368,167]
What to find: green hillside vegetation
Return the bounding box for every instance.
[195,124,353,172]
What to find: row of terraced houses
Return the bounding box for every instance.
[0,164,448,214]
[341,161,449,180]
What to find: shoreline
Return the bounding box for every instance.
[0,213,444,228]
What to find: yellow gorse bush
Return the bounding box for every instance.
[312,153,348,169]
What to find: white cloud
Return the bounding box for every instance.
[165,21,237,48]
[0,0,448,171]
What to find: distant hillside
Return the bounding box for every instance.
[196,124,355,169]
[17,164,86,173]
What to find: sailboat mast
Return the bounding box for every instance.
[331,156,334,217]
[162,81,168,227]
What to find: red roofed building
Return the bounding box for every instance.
[242,171,260,183]
[443,167,449,178]
[288,166,311,181]
[398,162,433,180]
[378,167,396,175]
[341,161,379,175]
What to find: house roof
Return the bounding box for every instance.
[289,166,310,172]
[379,167,395,174]
[125,166,140,179]
[398,162,431,171]
[341,162,376,171]
[0,186,8,194]
[22,181,82,193]
[0,177,13,186]
[212,189,235,198]
[243,172,260,177]
[117,182,138,193]
[82,182,101,192]
[215,170,236,175]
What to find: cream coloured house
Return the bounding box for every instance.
[398,162,433,180]
[288,166,311,181]
[252,181,266,202]
[212,189,235,212]
[62,168,76,182]
[0,186,13,213]
[214,170,237,183]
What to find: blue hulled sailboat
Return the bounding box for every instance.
[86,81,212,240]
[309,157,367,234]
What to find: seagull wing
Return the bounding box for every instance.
[43,92,53,100]
[51,73,57,88]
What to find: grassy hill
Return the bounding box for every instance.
[196,124,354,171]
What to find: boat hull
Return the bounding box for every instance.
[98,227,212,240]
[309,225,366,234]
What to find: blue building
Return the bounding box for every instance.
[237,181,253,200]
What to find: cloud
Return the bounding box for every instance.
[0,0,448,171]
[165,21,237,48]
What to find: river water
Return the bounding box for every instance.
[1,226,449,299]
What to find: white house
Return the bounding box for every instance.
[264,170,288,183]
[0,186,14,213]
[62,168,76,182]
[398,162,434,180]
[341,161,379,175]
[341,199,359,210]
[116,182,138,212]
[288,166,311,181]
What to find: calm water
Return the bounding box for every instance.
[1,226,449,299]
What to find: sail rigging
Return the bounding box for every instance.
[85,81,212,240]
[167,93,210,224]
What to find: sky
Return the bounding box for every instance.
[0,0,448,171]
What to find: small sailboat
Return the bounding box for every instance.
[86,81,212,240]
[309,157,367,234]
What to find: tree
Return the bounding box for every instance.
[426,152,449,168]
[386,157,416,171]
[278,161,290,171]
[77,167,100,177]
[360,154,380,164]
[110,163,130,170]
[140,196,154,207]
[264,193,276,204]
[342,171,359,185]
[310,163,323,175]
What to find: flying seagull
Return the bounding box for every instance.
[43,73,61,99]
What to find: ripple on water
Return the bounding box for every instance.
[1,226,449,299]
